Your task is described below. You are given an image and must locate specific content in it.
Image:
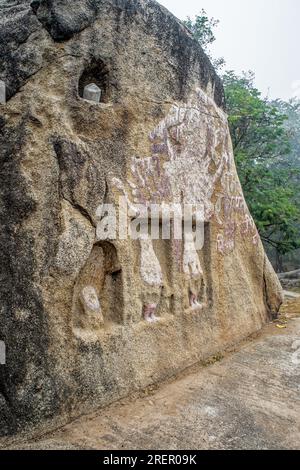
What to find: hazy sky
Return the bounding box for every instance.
[159,0,300,100]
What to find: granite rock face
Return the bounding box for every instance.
[0,0,283,435]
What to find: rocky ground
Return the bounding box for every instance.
[1,293,300,451]
[279,270,300,290]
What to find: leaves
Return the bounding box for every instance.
[184,9,219,49]
[223,72,300,260]
[183,10,225,72]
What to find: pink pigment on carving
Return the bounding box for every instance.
[189,293,201,309]
[143,303,159,323]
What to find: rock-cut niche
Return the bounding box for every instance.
[78,60,110,103]
[73,242,123,330]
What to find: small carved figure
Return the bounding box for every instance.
[183,232,203,279]
[183,231,204,308]
[140,238,163,287]
[189,292,201,309]
[80,285,104,325]
[143,303,159,323]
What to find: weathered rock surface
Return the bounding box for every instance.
[0,0,283,435]
[279,270,300,290]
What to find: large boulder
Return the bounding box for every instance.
[278,269,300,290]
[0,0,283,435]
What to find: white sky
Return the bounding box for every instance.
[158,0,300,100]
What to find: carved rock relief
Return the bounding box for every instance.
[91,87,258,324]
[183,231,205,309]
[73,242,123,330]
[109,88,228,314]
[215,171,259,255]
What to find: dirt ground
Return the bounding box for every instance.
[2,294,300,450]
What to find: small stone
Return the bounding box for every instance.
[0,340,6,365]
[83,83,101,103]
[0,80,6,104]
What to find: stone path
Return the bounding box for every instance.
[3,296,300,450]
[283,290,300,299]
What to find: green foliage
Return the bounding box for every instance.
[223,71,290,160]
[184,10,225,71]
[223,71,300,263]
[184,9,219,49]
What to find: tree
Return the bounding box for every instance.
[184,9,219,49]
[223,71,300,270]
[270,98,300,269]
[183,10,225,71]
